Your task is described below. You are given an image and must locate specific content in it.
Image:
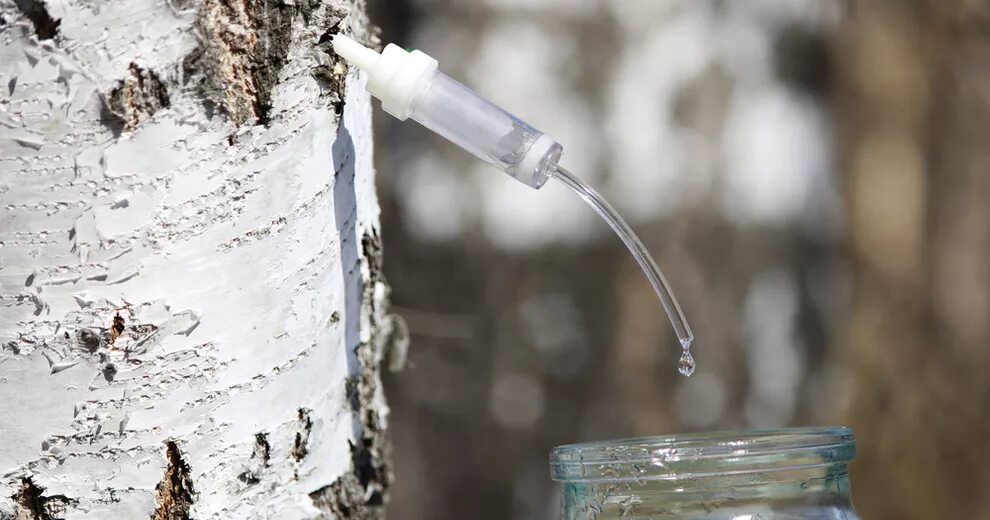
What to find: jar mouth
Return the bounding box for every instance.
[550,426,855,483]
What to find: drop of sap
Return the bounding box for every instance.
[677,350,696,377]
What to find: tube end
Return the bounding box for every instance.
[332,34,380,72]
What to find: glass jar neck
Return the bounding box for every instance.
[560,462,855,519]
[551,428,859,520]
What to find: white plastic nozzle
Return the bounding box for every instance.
[331,34,438,120]
[331,34,380,72]
[331,34,562,189]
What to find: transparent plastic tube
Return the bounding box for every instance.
[552,165,695,352]
[331,34,562,188]
[408,71,562,189]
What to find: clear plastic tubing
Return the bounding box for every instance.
[331,35,695,368]
[551,166,694,351]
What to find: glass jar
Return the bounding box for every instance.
[550,427,860,519]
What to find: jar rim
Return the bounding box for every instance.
[550,426,855,483]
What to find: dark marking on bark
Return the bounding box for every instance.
[178,46,220,121]
[77,328,101,352]
[254,432,271,462]
[345,375,360,411]
[169,0,196,11]
[110,313,125,345]
[309,473,380,520]
[350,437,381,495]
[361,232,385,282]
[12,477,76,519]
[237,473,259,486]
[74,315,159,359]
[101,362,117,382]
[4,341,21,355]
[153,441,194,520]
[13,0,60,40]
[97,96,126,138]
[291,408,313,463]
[24,272,35,286]
[237,433,271,485]
[129,323,159,336]
[106,63,170,131]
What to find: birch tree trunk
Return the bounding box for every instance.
[0,0,394,517]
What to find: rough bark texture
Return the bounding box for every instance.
[840,1,990,518]
[0,0,394,517]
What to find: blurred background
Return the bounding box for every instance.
[364,0,990,519]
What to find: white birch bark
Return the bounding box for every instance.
[0,0,394,517]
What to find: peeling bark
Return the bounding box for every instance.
[196,0,344,125]
[237,433,272,485]
[308,473,379,520]
[152,442,194,520]
[106,64,171,132]
[11,0,59,40]
[12,477,75,520]
[0,0,391,517]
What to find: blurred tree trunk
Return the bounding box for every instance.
[0,0,392,518]
[839,1,990,518]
